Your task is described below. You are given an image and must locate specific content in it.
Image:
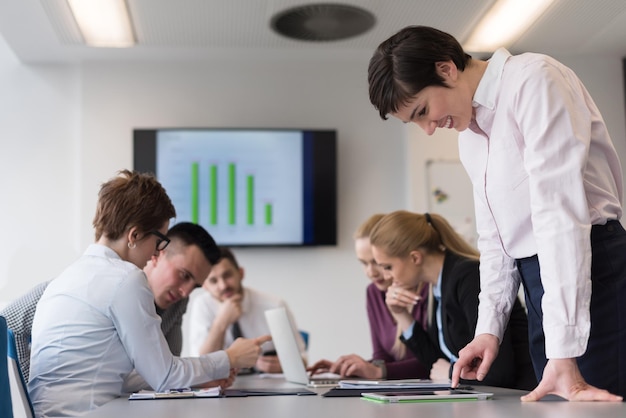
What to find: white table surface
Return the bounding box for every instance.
[82,374,626,418]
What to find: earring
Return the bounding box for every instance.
[128,242,136,249]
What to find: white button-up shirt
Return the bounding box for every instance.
[188,286,305,356]
[29,244,230,417]
[459,48,623,359]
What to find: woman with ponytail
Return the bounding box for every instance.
[370,210,535,390]
[308,214,429,379]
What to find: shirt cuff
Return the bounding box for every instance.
[544,324,588,358]
[475,307,507,341]
[402,321,417,340]
[202,350,231,379]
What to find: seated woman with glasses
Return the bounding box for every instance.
[29,169,270,417]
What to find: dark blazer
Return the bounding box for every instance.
[400,252,536,390]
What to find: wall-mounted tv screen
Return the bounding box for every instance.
[134,128,337,247]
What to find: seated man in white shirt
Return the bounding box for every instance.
[188,246,305,373]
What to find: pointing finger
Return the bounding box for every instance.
[255,334,272,345]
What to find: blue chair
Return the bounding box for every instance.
[1,316,14,418]
[7,327,34,418]
[298,330,309,351]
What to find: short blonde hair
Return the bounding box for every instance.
[93,169,175,241]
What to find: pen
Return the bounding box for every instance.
[168,388,191,393]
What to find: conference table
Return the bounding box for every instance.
[83,374,626,418]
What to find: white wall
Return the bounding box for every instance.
[0,35,82,302]
[1,34,625,363]
[556,53,626,193]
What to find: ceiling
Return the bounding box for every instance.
[1,0,626,64]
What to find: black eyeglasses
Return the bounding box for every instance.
[149,230,171,251]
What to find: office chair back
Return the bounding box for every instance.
[1,316,14,418]
[299,330,309,351]
[7,327,34,418]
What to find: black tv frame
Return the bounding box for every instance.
[133,128,337,247]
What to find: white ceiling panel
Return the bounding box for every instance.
[0,0,625,63]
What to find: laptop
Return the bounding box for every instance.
[264,307,341,388]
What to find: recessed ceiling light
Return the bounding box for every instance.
[67,0,135,48]
[464,0,556,52]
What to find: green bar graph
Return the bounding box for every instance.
[191,162,199,224]
[228,163,236,225]
[265,203,273,225]
[210,164,218,225]
[247,175,254,225]
[192,162,274,227]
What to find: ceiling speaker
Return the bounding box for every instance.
[270,3,376,42]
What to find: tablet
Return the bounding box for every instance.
[361,389,493,403]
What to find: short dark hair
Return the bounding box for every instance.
[166,222,221,265]
[93,169,176,241]
[368,26,472,120]
[215,246,240,269]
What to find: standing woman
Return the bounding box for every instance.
[370,210,535,390]
[29,170,266,417]
[367,25,625,401]
[308,214,429,379]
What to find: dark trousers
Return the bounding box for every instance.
[516,220,626,397]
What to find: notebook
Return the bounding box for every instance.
[361,389,493,403]
[264,307,342,388]
[337,379,453,389]
[128,387,317,399]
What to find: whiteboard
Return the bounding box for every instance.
[425,159,477,246]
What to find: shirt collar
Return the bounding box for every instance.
[239,287,251,312]
[84,243,123,260]
[472,47,511,110]
[433,268,444,299]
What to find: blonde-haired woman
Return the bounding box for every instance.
[370,210,535,390]
[308,214,429,379]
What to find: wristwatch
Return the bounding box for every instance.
[371,359,387,379]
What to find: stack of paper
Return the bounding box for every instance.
[129,387,221,400]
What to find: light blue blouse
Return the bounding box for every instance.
[29,244,230,417]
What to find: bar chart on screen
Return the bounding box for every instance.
[157,130,304,245]
[188,160,276,227]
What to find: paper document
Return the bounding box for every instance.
[129,387,221,400]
